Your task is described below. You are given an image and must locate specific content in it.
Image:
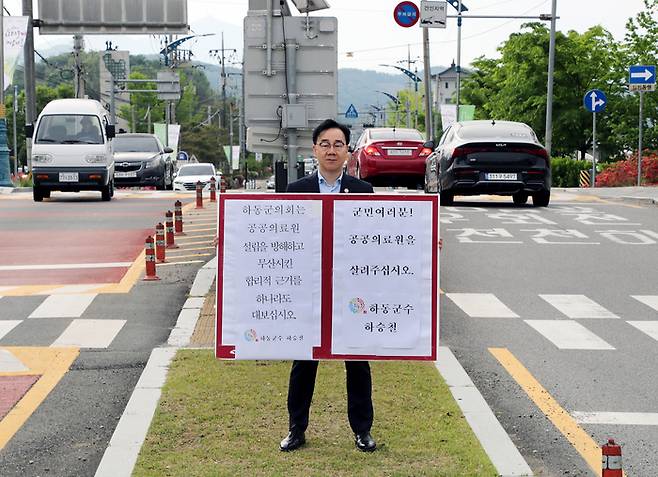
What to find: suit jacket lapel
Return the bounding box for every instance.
[309,173,320,193]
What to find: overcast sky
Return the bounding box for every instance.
[4,0,649,71]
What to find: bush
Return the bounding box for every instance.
[595,151,658,187]
[551,156,592,187]
[11,172,32,187]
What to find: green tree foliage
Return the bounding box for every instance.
[384,89,425,131]
[461,1,658,160]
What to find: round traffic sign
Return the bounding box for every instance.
[583,89,607,113]
[177,150,189,161]
[394,1,420,28]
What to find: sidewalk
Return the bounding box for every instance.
[558,185,658,206]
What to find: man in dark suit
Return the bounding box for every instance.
[280,119,377,453]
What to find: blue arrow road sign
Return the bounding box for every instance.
[345,104,359,119]
[629,65,656,84]
[583,89,607,113]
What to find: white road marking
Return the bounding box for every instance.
[446,293,519,318]
[539,294,619,319]
[0,321,22,341]
[36,284,105,295]
[632,295,658,312]
[627,321,658,342]
[52,319,126,348]
[0,348,29,372]
[524,320,614,350]
[29,294,97,319]
[0,262,132,271]
[572,411,658,426]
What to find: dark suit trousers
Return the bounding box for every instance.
[287,360,374,435]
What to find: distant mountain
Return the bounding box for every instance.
[196,65,448,117]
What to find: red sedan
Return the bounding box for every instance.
[347,128,432,188]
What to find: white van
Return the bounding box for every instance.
[28,99,116,201]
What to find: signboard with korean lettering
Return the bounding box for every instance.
[216,194,439,361]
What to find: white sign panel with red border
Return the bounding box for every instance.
[216,194,439,361]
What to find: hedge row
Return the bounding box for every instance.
[550,156,592,187]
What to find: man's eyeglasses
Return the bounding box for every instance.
[317,141,346,150]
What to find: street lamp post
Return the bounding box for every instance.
[0,0,14,187]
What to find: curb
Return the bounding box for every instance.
[95,257,217,477]
[435,348,533,477]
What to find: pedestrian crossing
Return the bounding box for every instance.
[0,294,125,350]
[445,293,658,350]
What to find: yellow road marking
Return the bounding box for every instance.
[0,347,79,450]
[489,348,623,476]
[95,250,145,294]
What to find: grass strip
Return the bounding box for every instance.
[134,350,496,477]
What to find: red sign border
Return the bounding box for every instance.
[215,193,439,361]
[393,1,420,28]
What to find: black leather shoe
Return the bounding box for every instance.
[355,432,376,452]
[280,431,305,451]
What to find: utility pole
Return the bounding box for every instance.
[13,85,18,175]
[209,33,236,131]
[544,0,557,155]
[22,0,36,173]
[73,35,85,98]
[422,26,433,140]
[455,0,463,121]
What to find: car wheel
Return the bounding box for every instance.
[440,190,454,206]
[33,187,44,202]
[532,190,550,207]
[101,181,113,201]
[513,192,528,205]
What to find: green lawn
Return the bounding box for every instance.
[134,350,496,477]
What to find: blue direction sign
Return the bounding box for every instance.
[629,65,656,84]
[345,104,359,119]
[394,1,420,27]
[629,65,656,92]
[583,89,607,113]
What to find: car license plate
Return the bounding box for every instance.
[59,172,79,182]
[486,172,517,181]
[115,171,137,178]
[388,149,413,156]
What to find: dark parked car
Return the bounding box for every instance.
[424,120,551,206]
[346,127,432,188]
[113,133,175,190]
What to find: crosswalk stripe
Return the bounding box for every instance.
[446,293,519,318]
[0,321,22,340]
[28,294,97,319]
[572,411,658,426]
[524,320,614,350]
[627,321,658,342]
[51,319,126,348]
[631,295,658,312]
[0,348,29,372]
[539,294,619,319]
